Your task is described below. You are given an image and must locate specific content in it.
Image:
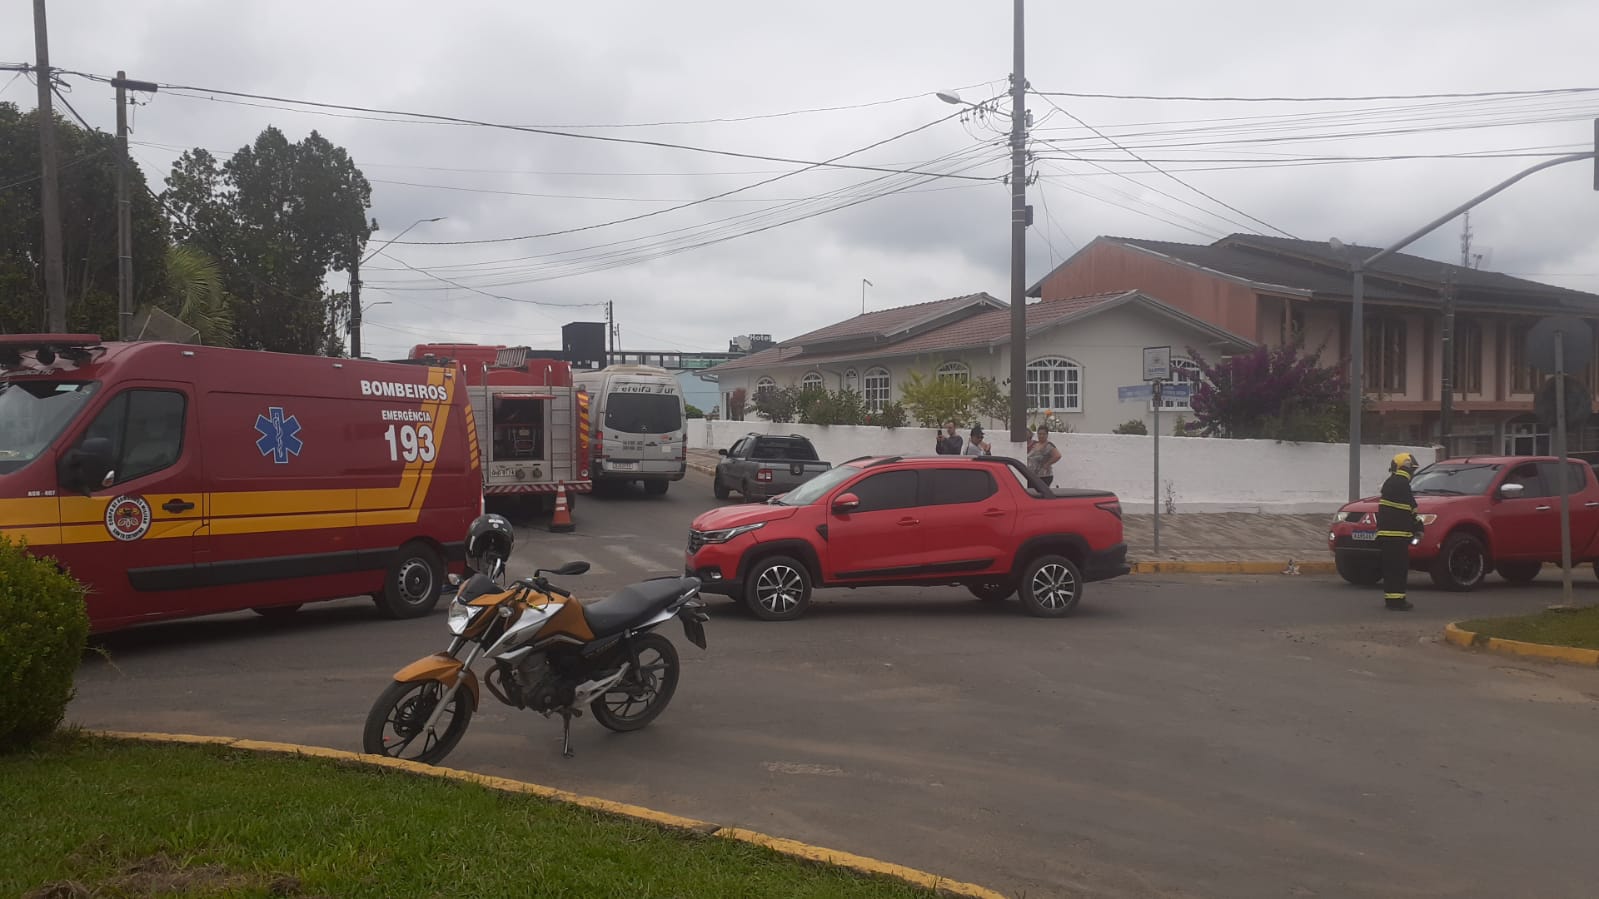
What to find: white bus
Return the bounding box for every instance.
[572,365,686,494]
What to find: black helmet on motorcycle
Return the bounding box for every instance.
[466,513,514,562]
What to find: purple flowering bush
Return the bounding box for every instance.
[1188,342,1351,442]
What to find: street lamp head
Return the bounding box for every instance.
[1328,237,1346,252]
[423,216,445,223]
[935,91,964,106]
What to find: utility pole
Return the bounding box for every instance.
[1006,0,1031,443]
[347,257,363,358]
[112,72,157,341]
[1440,273,1456,456]
[606,300,615,366]
[33,0,67,332]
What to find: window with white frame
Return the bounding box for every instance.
[843,369,859,392]
[863,367,891,412]
[800,372,824,391]
[755,376,776,396]
[935,361,970,384]
[1026,357,1082,413]
[1157,358,1203,411]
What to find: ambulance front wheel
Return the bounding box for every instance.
[376,542,446,619]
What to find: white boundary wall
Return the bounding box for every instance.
[688,420,1432,514]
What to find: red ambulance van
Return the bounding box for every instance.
[0,334,483,633]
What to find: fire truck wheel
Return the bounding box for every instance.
[376,542,446,619]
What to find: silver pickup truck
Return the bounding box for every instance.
[712,434,831,501]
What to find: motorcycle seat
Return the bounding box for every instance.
[583,577,697,636]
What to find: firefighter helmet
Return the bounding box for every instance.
[1390,452,1419,474]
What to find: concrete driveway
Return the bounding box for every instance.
[69,472,1599,898]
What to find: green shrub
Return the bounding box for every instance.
[873,401,909,429]
[899,370,975,427]
[1113,419,1148,435]
[684,403,705,419]
[0,536,89,752]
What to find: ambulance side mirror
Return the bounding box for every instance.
[59,437,115,496]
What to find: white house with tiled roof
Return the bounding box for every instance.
[700,290,1255,434]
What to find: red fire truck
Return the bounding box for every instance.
[406,344,591,512]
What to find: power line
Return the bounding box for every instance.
[1031,86,1599,103]
[1031,91,1297,239]
[89,73,997,185]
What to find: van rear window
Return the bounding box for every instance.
[605,393,681,433]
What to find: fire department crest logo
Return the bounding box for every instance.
[104,495,152,542]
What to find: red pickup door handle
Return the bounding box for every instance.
[897,517,920,527]
[982,508,1007,518]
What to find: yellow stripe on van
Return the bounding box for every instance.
[1,369,461,552]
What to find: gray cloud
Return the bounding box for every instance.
[5,0,1598,361]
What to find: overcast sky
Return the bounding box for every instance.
[4,0,1598,359]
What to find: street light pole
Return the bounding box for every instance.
[349,216,443,359]
[1006,0,1029,444]
[1338,150,1594,501]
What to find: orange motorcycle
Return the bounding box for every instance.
[362,514,708,765]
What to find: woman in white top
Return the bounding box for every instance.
[1026,423,1062,485]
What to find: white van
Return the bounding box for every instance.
[572,365,686,494]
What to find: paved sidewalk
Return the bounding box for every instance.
[688,449,1328,568]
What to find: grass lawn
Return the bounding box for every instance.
[1,733,944,899]
[1458,604,1599,651]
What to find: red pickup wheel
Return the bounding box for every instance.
[1496,561,1542,584]
[744,555,812,621]
[1019,554,1083,617]
[1429,532,1488,592]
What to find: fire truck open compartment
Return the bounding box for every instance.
[490,393,552,461]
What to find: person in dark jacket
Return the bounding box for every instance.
[1376,452,1424,611]
[934,421,963,455]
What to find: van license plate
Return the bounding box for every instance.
[1352,530,1377,542]
[609,462,639,471]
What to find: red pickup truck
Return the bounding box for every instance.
[685,454,1129,620]
[1329,455,1599,591]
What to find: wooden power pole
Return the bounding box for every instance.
[33,0,67,332]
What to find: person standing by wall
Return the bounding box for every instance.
[962,426,990,456]
[934,421,963,455]
[1027,424,1062,486]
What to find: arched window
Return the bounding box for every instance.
[800,372,824,391]
[843,369,859,393]
[1157,358,1203,411]
[863,367,891,412]
[1026,357,1082,413]
[936,361,970,384]
[755,376,776,396]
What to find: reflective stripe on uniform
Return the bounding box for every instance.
[1379,499,1414,511]
[1384,592,1407,599]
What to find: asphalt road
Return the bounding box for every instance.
[70,472,1599,898]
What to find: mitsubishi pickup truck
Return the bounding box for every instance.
[1329,455,1599,591]
[712,433,831,501]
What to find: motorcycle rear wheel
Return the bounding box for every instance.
[362,679,473,766]
[591,632,680,733]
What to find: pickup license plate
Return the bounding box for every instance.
[1352,530,1377,542]
[609,461,639,471]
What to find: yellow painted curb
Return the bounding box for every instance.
[95,731,1005,899]
[1130,560,1336,575]
[1442,622,1599,668]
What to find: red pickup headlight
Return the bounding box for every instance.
[1095,500,1123,520]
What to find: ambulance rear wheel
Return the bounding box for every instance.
[377,542,446,619]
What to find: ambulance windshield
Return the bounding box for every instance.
[0,380,98,474]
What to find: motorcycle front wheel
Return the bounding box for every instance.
[362,679,474,766]
[591,632,680,733]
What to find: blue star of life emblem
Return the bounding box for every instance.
[254,406,304,464]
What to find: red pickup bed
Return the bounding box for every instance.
[1329,455,1599,591]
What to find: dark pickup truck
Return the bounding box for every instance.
[713,434,831,501]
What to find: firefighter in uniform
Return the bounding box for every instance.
[1376,452,1423,611]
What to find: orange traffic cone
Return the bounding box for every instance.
[550,483,575,533]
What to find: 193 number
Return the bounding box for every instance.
[384,424,437,462]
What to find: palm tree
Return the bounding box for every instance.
[160,245,236,346]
